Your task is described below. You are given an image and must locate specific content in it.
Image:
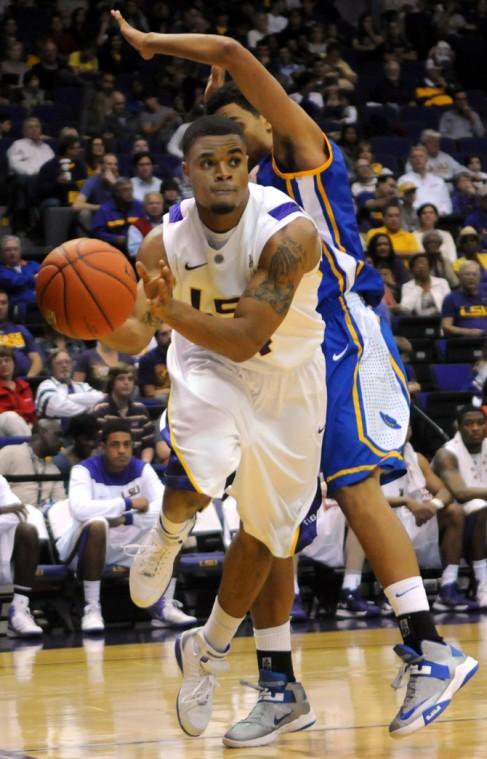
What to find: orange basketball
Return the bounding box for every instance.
[36,238,137,340]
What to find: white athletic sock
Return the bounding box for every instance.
[12,592,29,610]
[384,576,430,617]
[202,598,244,653]
[160,512,192,538]
[83,580,101,607]
[342,571,362,592]
[441,564,459,586]
[473,559,487,585]
[254,621,291,652]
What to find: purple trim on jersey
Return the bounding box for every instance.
[80,454,145,486]
[168,203,183,223]
[268,201,301,221]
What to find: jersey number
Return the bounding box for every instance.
[190,288,272,356]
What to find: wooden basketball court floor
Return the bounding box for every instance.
[1,621,486,759]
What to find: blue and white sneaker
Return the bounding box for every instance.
[432,583,479,613]
[223,670,316,748]
[335,588,381,618]
[389,640,479,737]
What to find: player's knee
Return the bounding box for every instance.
[445,502,465,528]
[15,521,38,548]
[85,519,107,545]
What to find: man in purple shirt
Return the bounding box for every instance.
[441,261,487,336]
[0,290,42,376]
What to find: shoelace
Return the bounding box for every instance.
[180,673,219,707]
[124,536,180,577]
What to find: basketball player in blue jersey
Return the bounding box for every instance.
[111,10,478,745]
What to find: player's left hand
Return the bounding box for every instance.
[204,65,226,104]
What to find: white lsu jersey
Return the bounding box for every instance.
[162,183,324,373]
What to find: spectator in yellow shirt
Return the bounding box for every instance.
[68,45,99,76]
[365,202,421,260]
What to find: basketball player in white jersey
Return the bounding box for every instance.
[106,113,325,737]
[110,9,478,746]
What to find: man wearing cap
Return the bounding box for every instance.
[442,261,487,337]
[453,227,487,274]
[465,187,487,249]
[399,145,452,216]
[398,181,418,231]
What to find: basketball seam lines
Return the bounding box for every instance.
[81,257,137,296]
[70,259,116,333]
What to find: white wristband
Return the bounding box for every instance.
[430,497,444,511]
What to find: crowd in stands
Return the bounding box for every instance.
[2,0,487,634]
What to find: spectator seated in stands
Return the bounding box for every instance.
[414,202,457,263]
[366,232,410,301]
[0,418,64,507]
[6,117,54,234]
[356,174,398,232]
[399,145,453,217]
[439,89,485,140]
[130,151,162,202]
[55,420,196,632]
[400,252,451,316]
[319,42,358,92]
[410,129,467,183]
[0,346,34,437]
[422,231,459,289]
[466,154,487,190]
[103,90,140,145]
[53,414,99,487]
[452,172,481,220]
[365,202,421,259]
[127,192,164,259]
[92,363,155,462]
[453,226,487,274]
[35,135,87,210]
[433,405,487,609]
[138,325,171,403]
[74,340,135,390]
[68,43,99,80]
[35,349,104,420]
[465,186,487,249]
[81,70,116,137]
[350,158,377,199]
[73,152,119,234]
[0,235,40,308]
[383,427,478,613]
[29,40,72,94]
[91,178,143,254]
[21,70,46,113]
[0,290,43,377]
[138,93,180,147]
[83,137,107,177]
[0,473,42,637]
[442,260,487,337]
[398,181,418,232]
[369,59,413,107]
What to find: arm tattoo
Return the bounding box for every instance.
[141,310,162,328]
[242,236,304,316]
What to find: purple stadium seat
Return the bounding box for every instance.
[432,363,474,392]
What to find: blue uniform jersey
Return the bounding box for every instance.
[255,136,384,308]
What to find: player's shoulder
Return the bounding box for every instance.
[250,182,305,220]
[163,198,196,226]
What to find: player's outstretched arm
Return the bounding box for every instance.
[145,217,320,363]
[111,10,325,170]
[102,227,168,355]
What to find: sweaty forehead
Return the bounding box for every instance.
[189,133,246,159]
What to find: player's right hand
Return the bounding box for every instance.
[132,498,149,512]
[0,504,28,521]
[204,65,226,104]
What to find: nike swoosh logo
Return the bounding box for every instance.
[395,585,420,598]
[332,346,348,362]
[185,262,208,271]
[274,712,293,726]
[318,425,325,434]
